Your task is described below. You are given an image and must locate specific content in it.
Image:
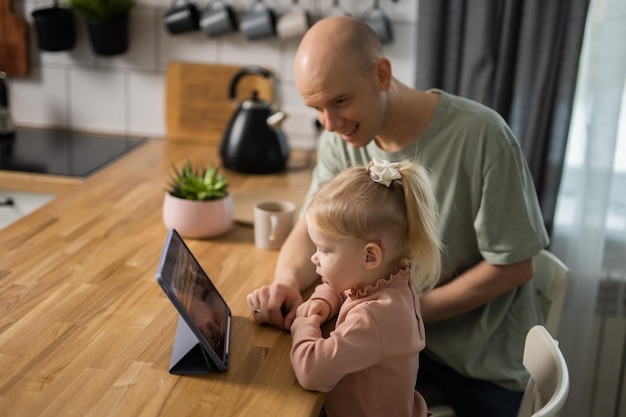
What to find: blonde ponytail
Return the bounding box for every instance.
[307,160,442,293]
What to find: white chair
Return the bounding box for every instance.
[427,249,569,417]
[532,249,569,336]
[516,325,569,417]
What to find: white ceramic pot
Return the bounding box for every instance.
[162,192,234,238]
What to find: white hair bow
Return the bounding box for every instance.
[368,158,401,187]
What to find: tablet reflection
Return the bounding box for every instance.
[189,277,228,356]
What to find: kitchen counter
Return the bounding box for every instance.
[0,138,322,416]
[0,169,81,193]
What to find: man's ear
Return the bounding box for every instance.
[374,57,392,91]
[363,242,383,270]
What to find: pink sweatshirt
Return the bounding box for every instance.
[290,269,428,417]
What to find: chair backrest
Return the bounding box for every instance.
[516,325,569,417]
[532,249,569,335]
[428,250,570,417]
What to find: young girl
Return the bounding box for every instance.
[290,158,441,417]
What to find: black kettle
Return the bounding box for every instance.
[220,66,289,174]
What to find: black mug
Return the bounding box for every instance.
[164,0,200,34]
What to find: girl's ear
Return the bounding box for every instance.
[363,242,383,270]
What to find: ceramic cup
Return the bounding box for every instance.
[240,0,276,40]
[329,8,349,17]
[363,8,393,44]
[200,1,238,37]
[276,5,310,40]
[276,10,311,40]
[327,0,349,17]
[164,0,200,34]
[253,200,295,250]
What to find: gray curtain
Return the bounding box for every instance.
[416,0,590,235]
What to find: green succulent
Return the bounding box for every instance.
[167,161,229,201]
[67,0,135,21]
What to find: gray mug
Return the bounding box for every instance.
[164,0,200,34]
[240,0,276,40]
[200,1,238,37]
[364,8,393,44]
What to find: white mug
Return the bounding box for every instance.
[254,200,295,250]
[327,0,348,17]
[276,6,310,40]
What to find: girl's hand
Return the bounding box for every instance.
[291,314,323,330]
[296,299,331,322]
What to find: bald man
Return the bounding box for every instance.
[247,16,548,417]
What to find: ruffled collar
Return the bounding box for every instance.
[348,267,411,299]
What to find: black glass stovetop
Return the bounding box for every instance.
[0,128,146,177]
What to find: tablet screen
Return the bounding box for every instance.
[157,229,230,367]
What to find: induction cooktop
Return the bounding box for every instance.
[0,128,146,177]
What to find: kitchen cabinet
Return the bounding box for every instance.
[0,189,55,229]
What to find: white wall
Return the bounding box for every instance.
[8,0,417,149]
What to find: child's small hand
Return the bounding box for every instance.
[296,299,331,322]
[291,314,323,330]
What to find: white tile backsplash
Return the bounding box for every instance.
[128,71,166,136]
[384,20,417,87]
[9,0,417,144]
[278,80,318,148]
[280,37,299,82]
[221,35,282,73]
[12,67,69,128]
[160,23,219,68]
[69,68,127,133]
[94,7,158,71]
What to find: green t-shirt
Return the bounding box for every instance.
[304,90,549,391]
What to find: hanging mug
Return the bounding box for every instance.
[276,0,311,41]
[200,0,238,37]
[327,0,349,17]
[31,0,76,52]
[240,0,277,40]
[363,0,393,44]
[164,0,200,34]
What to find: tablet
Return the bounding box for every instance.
[156,229,231,372]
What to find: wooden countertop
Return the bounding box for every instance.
[0,139,323,417]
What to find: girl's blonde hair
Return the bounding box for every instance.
[306,161,441,294]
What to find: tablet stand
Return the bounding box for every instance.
[168,316,215,374]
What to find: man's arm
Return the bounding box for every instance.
[418,258,534,323]
[275,217,319,292]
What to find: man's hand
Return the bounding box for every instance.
[247,282,303,330]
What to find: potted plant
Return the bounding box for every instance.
[162,161,234,238]
[68,0,135,55]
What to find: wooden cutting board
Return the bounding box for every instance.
[165,61,274,142]
[0,0,29,76]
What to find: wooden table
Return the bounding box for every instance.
[0,138,323,417]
